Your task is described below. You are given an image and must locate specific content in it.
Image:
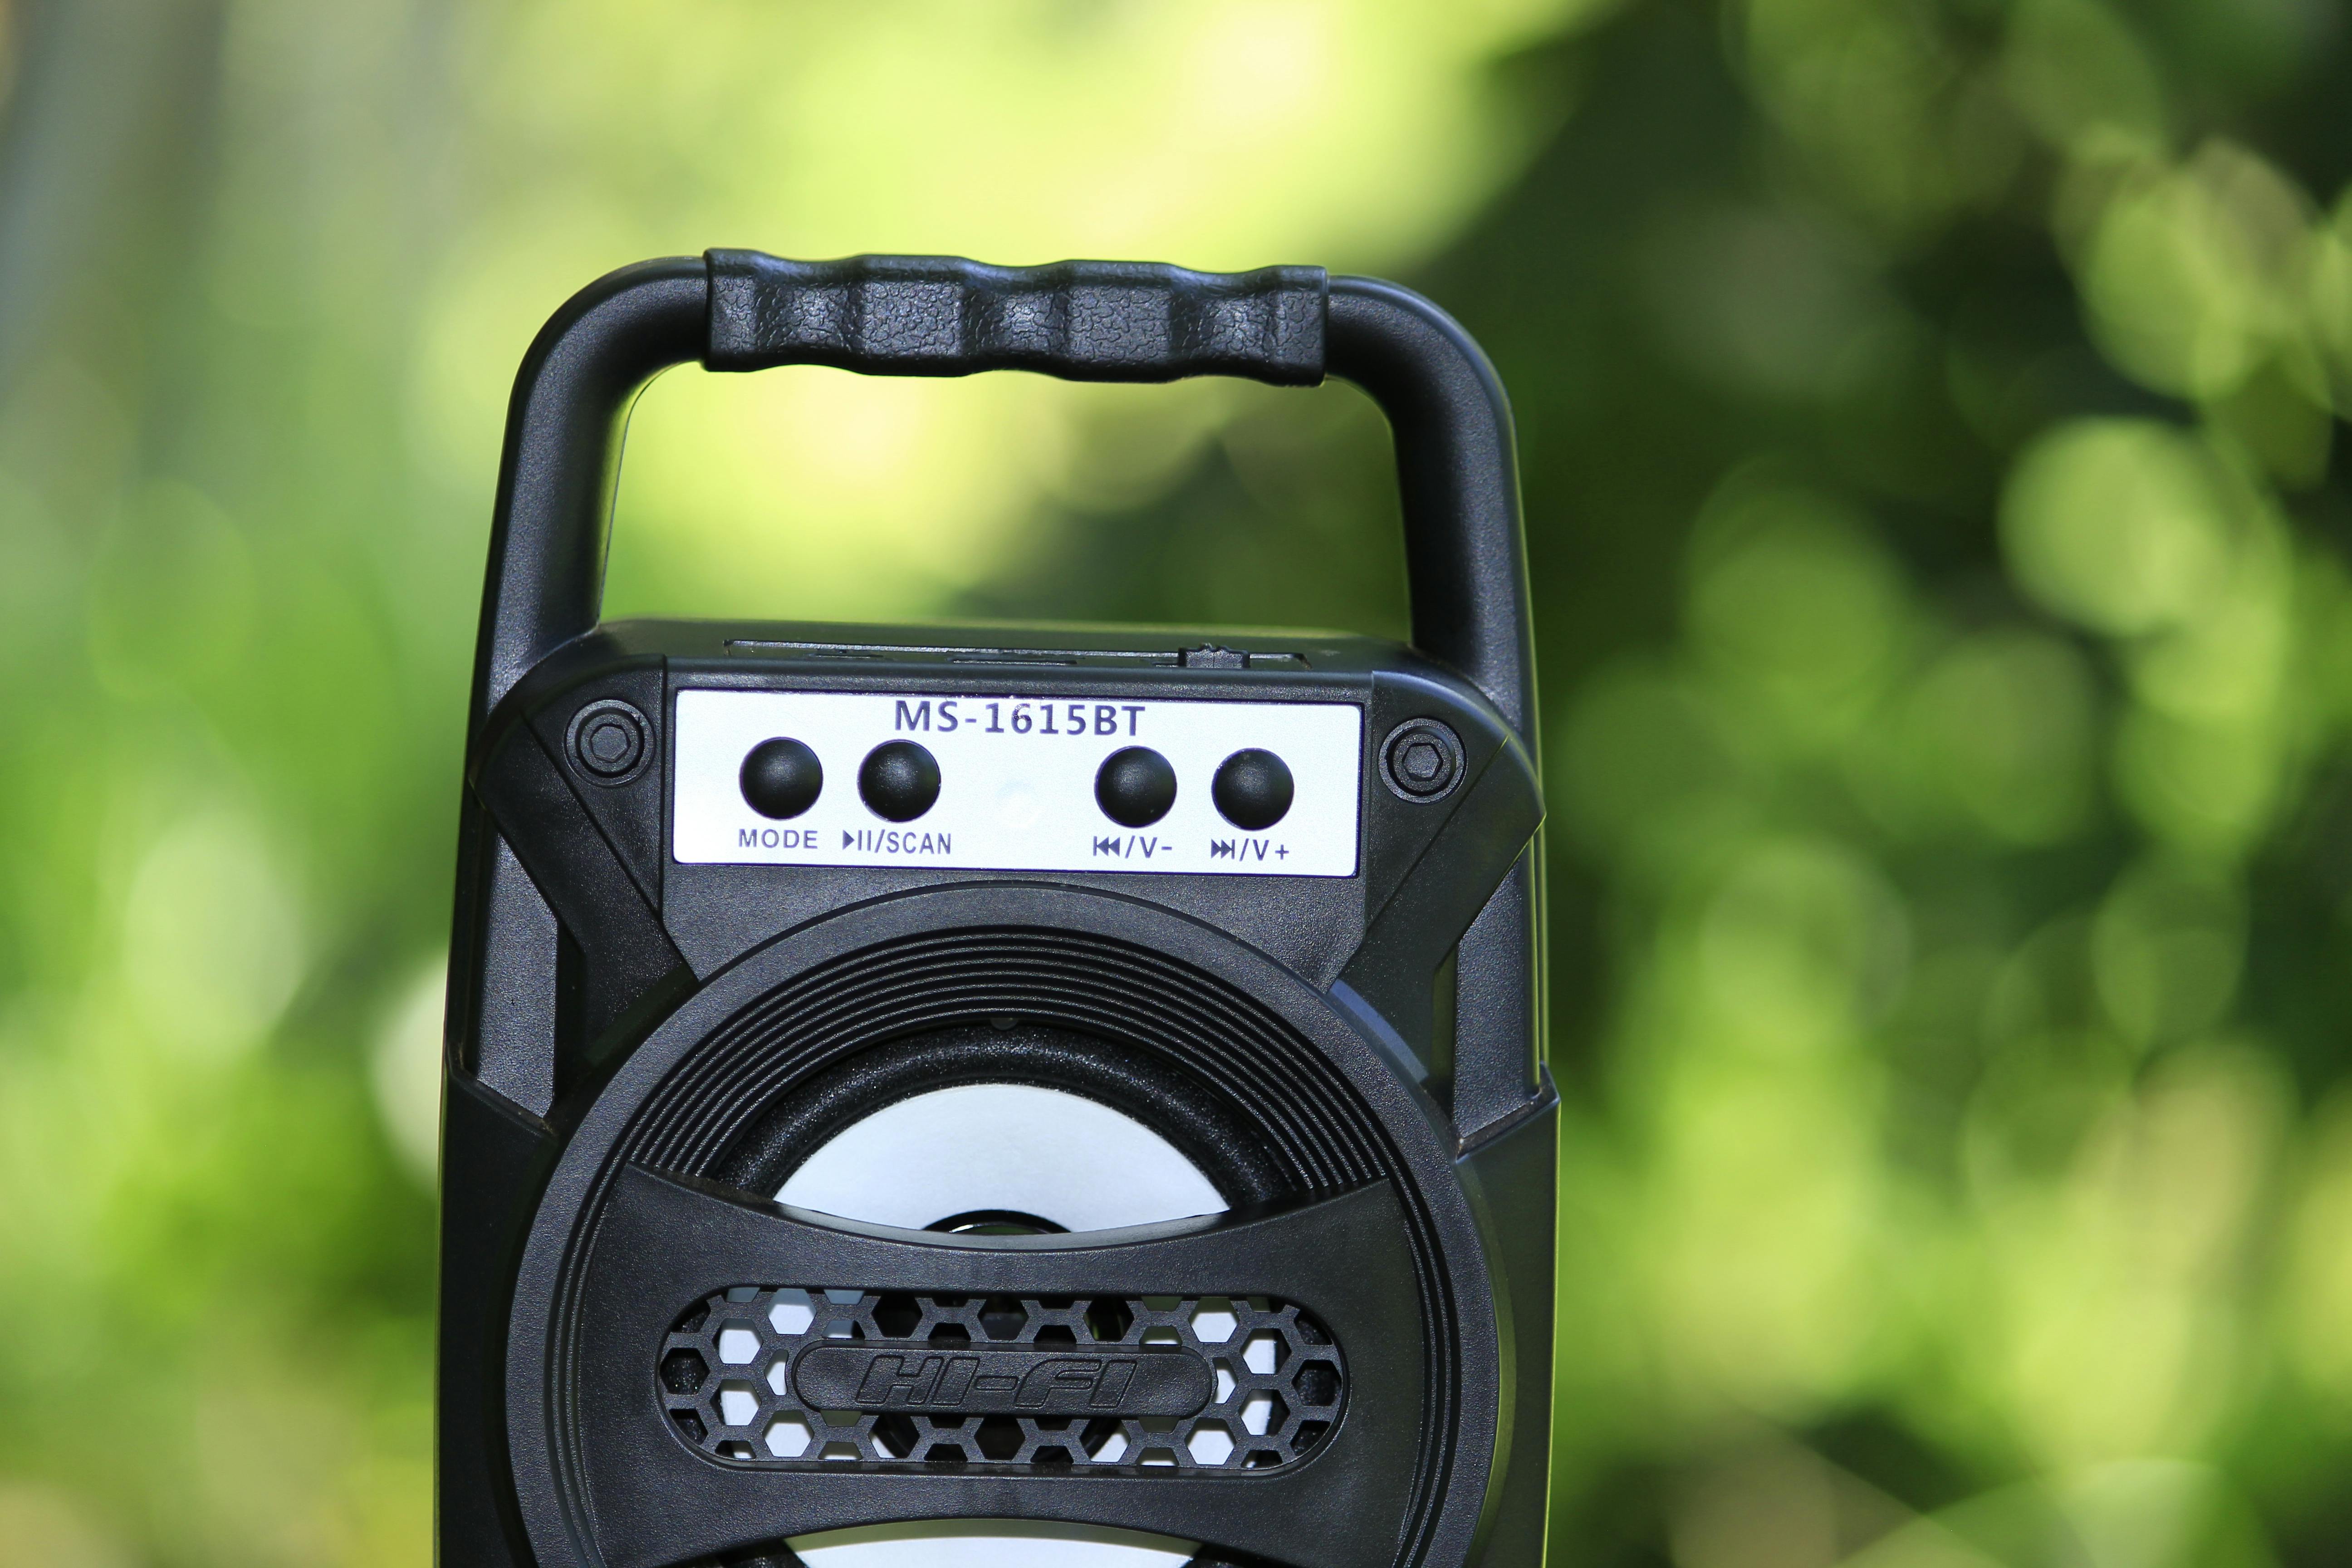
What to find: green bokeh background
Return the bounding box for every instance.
[5,0,2352,1562]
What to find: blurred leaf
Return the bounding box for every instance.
[2001,419,2233,637]
[2078,145,2313,402]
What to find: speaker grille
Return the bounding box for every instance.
[659,1286,1343,1473]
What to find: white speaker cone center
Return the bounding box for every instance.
[777,1082,1226,1233]
[778,1081,1223,1568]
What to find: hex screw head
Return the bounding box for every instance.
[1379,719,1463,802]
[568,699,651,784]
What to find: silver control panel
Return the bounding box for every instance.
[672,689,1362,876]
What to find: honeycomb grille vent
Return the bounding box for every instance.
[661,1287,1344,1472]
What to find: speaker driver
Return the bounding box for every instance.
[708,1023,1269,1568]
[779,1080,1221,1236]
[543,919,1458,1568]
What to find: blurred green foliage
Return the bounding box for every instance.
[3,0,2352,1564]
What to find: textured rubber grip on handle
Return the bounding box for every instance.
[706,250,1327,385]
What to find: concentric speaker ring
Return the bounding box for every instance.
[714,1021,1291,1209]
[510,887,1497,1568]
[619,929,1400,1200]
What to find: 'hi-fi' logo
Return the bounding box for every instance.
[792,1345,1212,1418]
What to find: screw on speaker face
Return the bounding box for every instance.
[859,739,941,822]
[1212,749,1293,831]
[1380,719,1465,802]
[567,699,649,784]
[740,737,823,819]
[1094,746,1177,828]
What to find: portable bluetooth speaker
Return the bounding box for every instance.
[438,252,1556,1568]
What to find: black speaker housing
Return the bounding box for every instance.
[439,253,1556,1568]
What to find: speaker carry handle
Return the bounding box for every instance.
[468,250,1538,750]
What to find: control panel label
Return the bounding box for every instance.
[672,690,1361,876]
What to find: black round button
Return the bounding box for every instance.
[1380,720,1464,802]
[1212,748,1293,831]
[568,699,648,783]
[1095,746,1177,828]
[740,737,823,819]
[859,739,941,822]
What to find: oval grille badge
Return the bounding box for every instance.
[794,1344,1213,1417]
[659,1288,1345,1470]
